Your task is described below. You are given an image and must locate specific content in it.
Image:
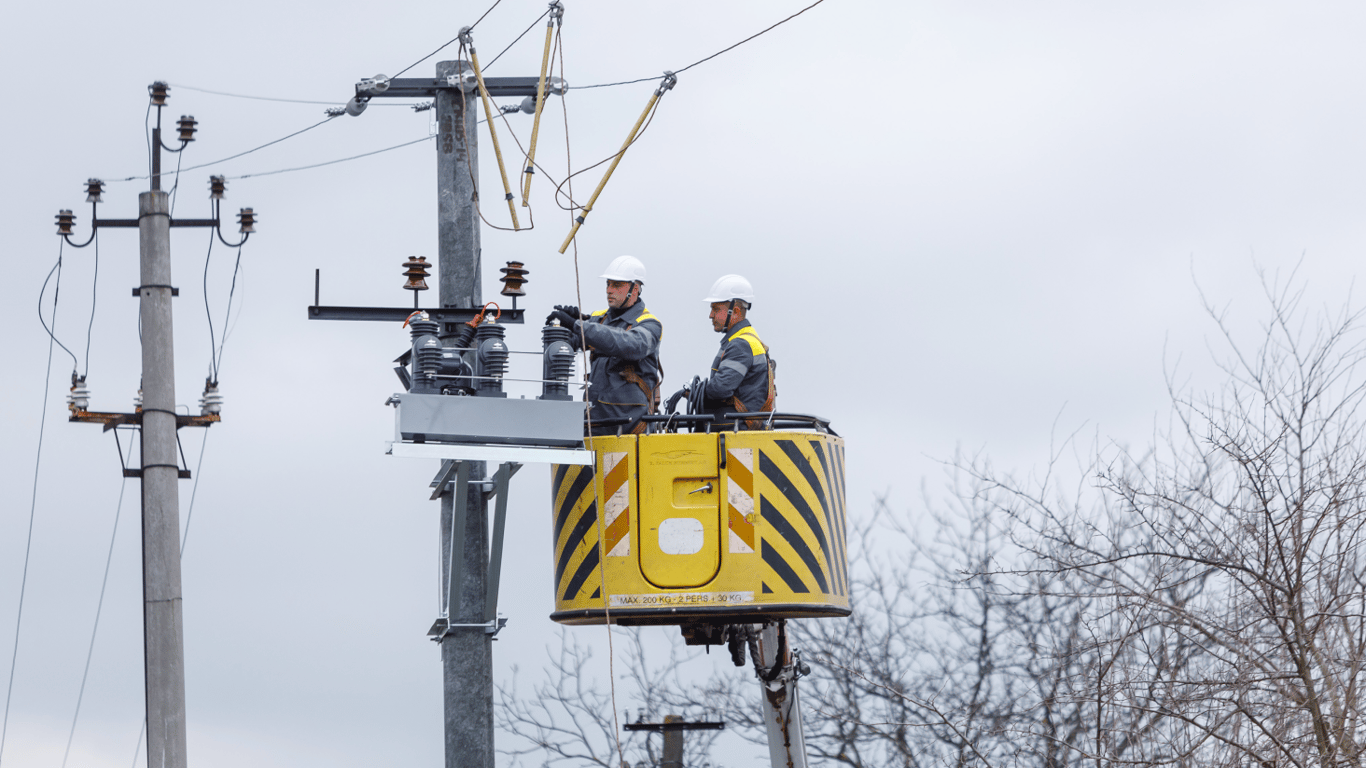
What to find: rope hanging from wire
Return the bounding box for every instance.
[554,26,626,765]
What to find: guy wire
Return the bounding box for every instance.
[3,241,71,764]
[61,476,129,768]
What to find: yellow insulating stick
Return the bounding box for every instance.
[557,90,662,254]
[468,47,521,231]
[521,19,556,207]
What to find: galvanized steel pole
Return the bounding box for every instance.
[434,59,495,768]
[138,189,189,768]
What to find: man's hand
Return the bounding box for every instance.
[547,308,578,328]
[554,304,586,321]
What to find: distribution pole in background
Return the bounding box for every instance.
[434,58,494,768]
[138,185,189,768]
[59,83,248,768]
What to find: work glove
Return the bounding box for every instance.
[547,308,579,328]
[554,304,587,321]
[664,386,688,415]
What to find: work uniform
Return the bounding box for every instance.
[571,301,663,435]
[704,318,774,424]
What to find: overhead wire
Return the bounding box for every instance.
[60,476,129,768]
[389,0,504,80]
[3,242,71,764]
[167,83,421,108]
[202,229,220,382]
[224,134,432,180]
[214,241,246,374]
[104,115,342,183]
[38,248,79,375]
[82,232,99,380]
[570,0,829,89]
[482,7,551,72]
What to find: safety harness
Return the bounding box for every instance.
[722,324,777,430]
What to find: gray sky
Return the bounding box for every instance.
[3,1,1365,766]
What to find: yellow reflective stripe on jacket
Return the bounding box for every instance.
[729,326,766,357]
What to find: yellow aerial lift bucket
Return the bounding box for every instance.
[549,418,849,625]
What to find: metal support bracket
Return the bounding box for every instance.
[434,460,520,638]
[426,616,508,640]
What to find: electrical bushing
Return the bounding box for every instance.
[540,321,575,401]
[409,316,443,394]
[474,319,509,398]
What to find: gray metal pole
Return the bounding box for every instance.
[434,59,494,768]
[138,190,188,768]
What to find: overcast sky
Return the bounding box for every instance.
[4,1,1366,766]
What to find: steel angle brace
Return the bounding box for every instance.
[429,459,520,640]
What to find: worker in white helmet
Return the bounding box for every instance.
[546,255,663,435]
[666,274,775,428]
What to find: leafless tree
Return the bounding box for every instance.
[497,627,725,768]
[506,276,1366,768]
[976,275,1366,768]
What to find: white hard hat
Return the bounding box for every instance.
[600,255,647,284]
[703,274,755,304]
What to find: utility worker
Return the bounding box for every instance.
[546,255,663,435]
[667,275,776,428]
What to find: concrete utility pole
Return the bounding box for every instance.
[138,188,189,768]
[61,84,246,768]
[434,58,494,768]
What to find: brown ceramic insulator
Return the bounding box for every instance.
[403,256,431,291]
[499,260,529,297]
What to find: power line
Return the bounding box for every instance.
[3,244,70,764]
[571,0,829,89]
[225,134,433,180]
[61,475,129,768]
[166,83,421,108]
[38,251,78,374]
[483,7,552,72]
[82,232,99,380]
[169,83,339,105]
[390,0,505,80]
[105,115,341,183]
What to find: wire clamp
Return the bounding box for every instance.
[657,71,678,94]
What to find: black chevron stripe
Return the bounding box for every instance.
[563,545,601,601]
[809,439,849,596]
[761,449,832,592]
[555,501,597,588]
[552,463,570,498]
[760,496,828,593]
[555,466,593,544]
[761,539,808,594]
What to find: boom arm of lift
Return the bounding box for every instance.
[749,620,810,768]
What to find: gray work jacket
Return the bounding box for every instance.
[571,301,663,433]
[704,318,772,419]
